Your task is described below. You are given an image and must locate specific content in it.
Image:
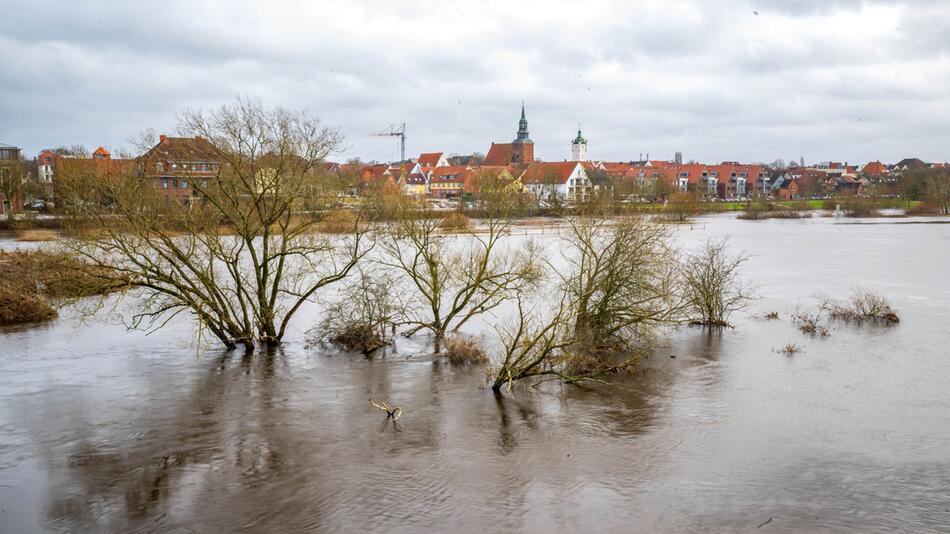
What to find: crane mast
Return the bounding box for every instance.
[371,123,406,162]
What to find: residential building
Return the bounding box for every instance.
[137,135,222,205]
[769,173,800,200]
[520,161,590,202]
[417,152,448,168]
[393,162,429,196]
[468,166,522,195]
[429,165,474,198]
[649,163,766,198]
[36,150,56,184]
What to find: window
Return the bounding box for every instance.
[679,172,689,178]
[162,180,168,188]
[202,179,208,188]
[181,181,188,189]
[710,171,719,177]
[172,179,178,188]
[739,172,748,178]
[156,162,163,172]
[172,163,177,170]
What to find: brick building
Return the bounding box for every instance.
[137,135,222,205]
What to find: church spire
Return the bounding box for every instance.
[573,124,586,145]
[516,102,530,142]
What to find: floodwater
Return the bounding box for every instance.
[2,214,950,533]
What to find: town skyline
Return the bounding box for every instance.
[2,0,949,164]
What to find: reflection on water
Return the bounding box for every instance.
[2,215,950,532]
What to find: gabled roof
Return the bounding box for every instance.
[520,161,581,184]
[430,165,473,183]
[139,135,222,163]
[483,143,514,166]
[92,146,111,158]
[894,157,927,170]
[418,152,444,167]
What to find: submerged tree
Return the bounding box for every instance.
[681,239,752,327]
[59,98,371,351]
[559,211,683,354]
[490,210,686,390]
[379,196,541,341]
[491,297,577,391]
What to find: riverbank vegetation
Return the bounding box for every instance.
[0,249,125,325]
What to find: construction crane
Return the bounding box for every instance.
[371,123,406,162]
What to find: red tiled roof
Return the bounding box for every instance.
[520,162,580,185]
[483,143,514,166]
[93,146,110,157]
[139,135,222,164]
[430,165,472,183]
[418,152,444,167]
[861,161,886,176]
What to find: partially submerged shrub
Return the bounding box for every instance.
[907,202,940,216]
[820,291,899,324]
[777,343,801,355]
[439,212,470,230]
[442,335,488,364]
[327,323,389,354]
[0,284,57,324]
[793,311,829,337]
[681,239,752,328]
[661,191,703,222]
[310,270,404,354]
[737,209,810,220]
[0,250,126,325]
[828,197,878,217]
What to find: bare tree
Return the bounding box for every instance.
[925,170,950,214]
[379,199,541,341]
[558,211,683,355]
[0,158,29,221]
[681,239,752,327]
[491,297,578,391]
[59,98,372,351]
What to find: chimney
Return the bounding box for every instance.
[159,134,168,144]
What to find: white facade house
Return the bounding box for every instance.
[522,161,590,202]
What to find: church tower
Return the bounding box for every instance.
[571,126,587,161]
[510,103,534,164]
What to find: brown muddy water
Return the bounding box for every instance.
[1,214,950,533]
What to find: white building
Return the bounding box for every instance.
[521,161,590,202]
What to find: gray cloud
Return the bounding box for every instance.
[0,0,948,164]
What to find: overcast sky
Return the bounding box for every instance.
[1,0,948,164]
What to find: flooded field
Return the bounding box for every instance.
[2,214,950,533]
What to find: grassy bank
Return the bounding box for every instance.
[0,250,127,326]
